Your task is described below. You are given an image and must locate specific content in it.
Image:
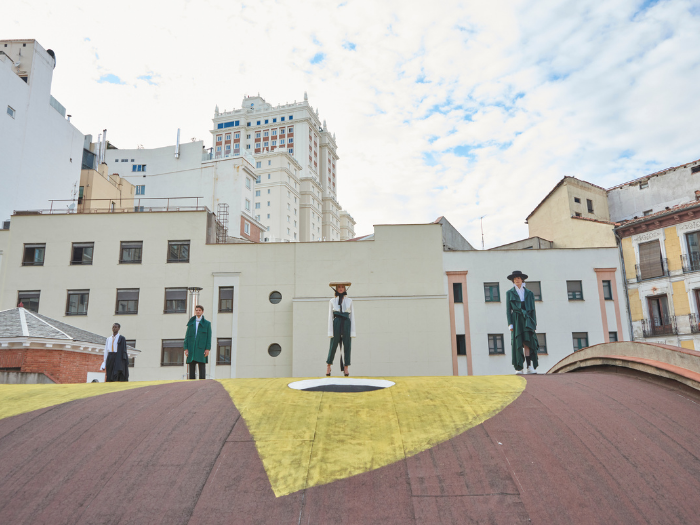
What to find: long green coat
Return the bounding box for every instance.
[505,287,539,370]
[184,316,212,364]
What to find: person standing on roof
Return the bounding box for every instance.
[101,323,129,382]
[184,305,211,380]
[506,271,539,374]
[326,281,356,377]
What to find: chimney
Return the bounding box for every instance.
[101,129,107,164]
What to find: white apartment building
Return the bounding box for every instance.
[211,94,352,242]
[105,142,266,242]
[0,39,86,225]
[0,207,630,381]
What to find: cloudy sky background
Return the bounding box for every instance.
[3,0,700,247]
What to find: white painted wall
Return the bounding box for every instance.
[444,248,629,375]
[0,40,85,223]
[0,212,452,380]
[607,161,700,222]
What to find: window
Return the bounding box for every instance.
[71,242,94,265]
[66,290,89,315]
[255,202,260,209]
[125,340,136,367]
[263,142,268,147]
[575,212,582,217]
[573,332,589,351]
[225,134,231,140]
[17,291,40,313]
[135,185,145,195]
[267,201,271,206]
[574,197,581,203]
[640,180,648,189]
[488,334,505,355]
[643,209,653,216]
[245,199,251,211]
[272,130,277,136]
[115,289,139,314]
[22,244,45,266]
[280,139,285,145]
[264,131,269,137]
[484,283,500,302]
[289,138,294,144]
[167,240,190,263]
[225,145,231,151]
[219,287,233,312]
[288,126,294,132]
[234,143,239,149]
[7,105,15,118]
[638,240,664,279]
[217,338,232,364]
[131,164,147,172]
[281,117,285,121]
[536,333,547,354]
[269,291,282,304]
[288,149,294,154]
[567,280,583,300]
[257,121,261,125]
[268,160,271,166]
[280,128,285,135]
[120,241,143,264]
[217,136,222,142]
[528,281,542,301]
[256,161,261,168]
[602,280,613,300]
[289,116,293,121]
[265,119,268,124]
[272,140,277,146]
[161,339,184,366]
[692,166,700,174]
[609,332,618,342]
[235,133,240,139]
[244,222,250,235]
[216,146,221,152]
[78,186,84,204]
[456,334,467,355]
[164,288,187,313]
[256,190,260,197]
[268,343,282,357]
[587,199,594,213]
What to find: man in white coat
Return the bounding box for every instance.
[326,281,356,377]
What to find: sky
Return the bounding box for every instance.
[3,0,700,247]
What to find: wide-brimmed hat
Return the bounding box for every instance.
[507,270,528,282]
[329,281,352,290]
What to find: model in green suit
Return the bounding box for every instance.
[506,270,539,374]
[184,305,212,380]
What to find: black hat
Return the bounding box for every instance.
[507,270,528,282]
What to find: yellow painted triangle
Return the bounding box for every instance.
[218,376,525,497]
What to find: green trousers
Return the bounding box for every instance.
[327,312,351,367]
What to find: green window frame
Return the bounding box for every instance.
[484,283,500,302]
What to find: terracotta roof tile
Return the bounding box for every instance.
[607,158,700,191]
[615,200,700,229]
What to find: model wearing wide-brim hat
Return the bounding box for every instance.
[507,270,528,282]
[325,281,356,377]
[505,270,539,374]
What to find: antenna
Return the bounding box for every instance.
[480,216,485,249]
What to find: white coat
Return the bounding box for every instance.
[328,296,356,338]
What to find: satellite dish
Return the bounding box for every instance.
[14,61,20,67]
[68,203,76,211]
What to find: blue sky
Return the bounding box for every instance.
[3,0,700,246]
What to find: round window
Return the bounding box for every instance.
[269,291,282,304]
[268,343,281,357]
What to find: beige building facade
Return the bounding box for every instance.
[526,177,617,248]
[78,163,135,213]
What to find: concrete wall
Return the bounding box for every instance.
[79,164,135,212]
[0,40,85,223]
[444,247,629,375]
[0,211,452,380]
[0,371,55,384]
[607,161,700,222]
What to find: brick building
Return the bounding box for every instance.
[0,307,139,383]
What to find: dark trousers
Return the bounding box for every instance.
[327,315,352,367]
[105,352,128,382]
[188,361,206,380]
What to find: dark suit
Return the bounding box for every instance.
[106,335,129,382]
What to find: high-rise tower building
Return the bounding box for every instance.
[210,94,353,242]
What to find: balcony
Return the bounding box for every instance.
[690,314,700,334]
[635,258,669,282]
[642,316,678,337]
[681,254,700,273]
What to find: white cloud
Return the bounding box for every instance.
[3,0,699,246]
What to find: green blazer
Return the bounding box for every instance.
[506,287,539,370]
[184,316,212,364]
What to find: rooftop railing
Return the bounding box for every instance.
[14,197,207,216]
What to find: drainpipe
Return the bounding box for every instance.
[615,230,635,341]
